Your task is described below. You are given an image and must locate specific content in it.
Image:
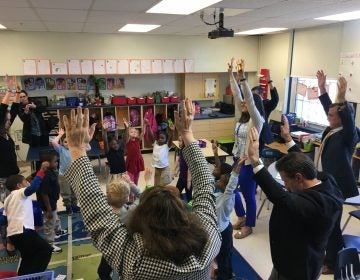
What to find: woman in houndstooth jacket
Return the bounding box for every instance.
[63,100,221,280]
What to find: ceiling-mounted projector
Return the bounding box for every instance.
[202,9,234,39]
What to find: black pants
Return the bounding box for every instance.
[176,177,192,202]
[98,255,112,280]
[216,223,233,280]
[9,230,52,275]
[324,209,343,269]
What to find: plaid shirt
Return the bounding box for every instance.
[65,142,221,279]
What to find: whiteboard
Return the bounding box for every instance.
[151,59,162,73]
[68,59,81,75]
[51,62,68,75]
[23,59,37,75]
[185,59,194,72]
[37,59,51,75]
[174,59,184,73]
[106,59,117,74]
[94,59,106,74]
[129,60,141,74]
[118,59,129,74]
[80,59,94,75]
[141,60,151,74]
[163,59,174,73]
[339,52,360,103]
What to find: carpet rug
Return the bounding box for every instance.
[0,212,262,280]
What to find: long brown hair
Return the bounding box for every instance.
[239,111,250,123]
[127,186,208,265]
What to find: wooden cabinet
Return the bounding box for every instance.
[182,73,219,100]
[192,117,235,141]
[54,103,179,151]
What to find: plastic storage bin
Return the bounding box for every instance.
[112,96,127,105]
[136,97,145,104]
[146,97,154,104]
[127,97,136,104]
[6,270,54,280]
[161,97,169,103]
[170,96,179,103]
[65,97,79,107]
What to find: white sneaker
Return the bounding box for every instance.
[55,229,68,239]
[51,244,62,253]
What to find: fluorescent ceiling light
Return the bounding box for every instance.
[315,10,360,21]
[118,24,160,33]
[147,0,222,15]
[236,28,287,35]
[0,24,7,29]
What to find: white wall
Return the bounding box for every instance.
[0,32,259,75]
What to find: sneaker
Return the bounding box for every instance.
[51,244,62,253]
[71,205,81,213]
[55,229,68,239]
[65,206,73,216]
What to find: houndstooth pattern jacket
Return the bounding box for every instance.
[65,142,221,280]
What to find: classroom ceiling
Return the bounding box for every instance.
[0,0,360,35]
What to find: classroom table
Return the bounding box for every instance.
[265,141,308,154]
[172,139,228,161]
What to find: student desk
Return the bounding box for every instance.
[265,141,308,155]
[172,139,228,161]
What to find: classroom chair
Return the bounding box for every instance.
[334,247,360,280]
[342,209,360,232]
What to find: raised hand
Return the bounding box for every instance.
[174,99,195,145]
[316,70,327,94]
[58,128,65,137]
[63,107,90,160]
[227,57,235,72]
[280,115,292,142]
[102,121,109,130]
[211,140,218,155]
[40,161,50,172]
[233,156,248,174]
[248,127,260,163]
[237,59,245,79]
[123,118,130,128]
[121,173,134,185]
[336,76,347,103]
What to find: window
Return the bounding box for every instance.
[292,77,337,127]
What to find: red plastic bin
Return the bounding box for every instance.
[161,97,169,103]
[127,97,136,104]
[170,96,179,103]
[137,97,145,104]
[146,97,155,104]
[112,96,127,105]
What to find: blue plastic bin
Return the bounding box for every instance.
[65,97,79,107]
[6,270,54,280]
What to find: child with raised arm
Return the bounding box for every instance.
[174,135,192,201]
[4,162,52,275]
[146,118,175,187]
[51,128,79,215]
[123,118,145,185]
[102,121,126,182]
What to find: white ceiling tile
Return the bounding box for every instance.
[0,7,39,20]
[92,0,159,12]
[0,0,30,7]
[211,0,284,9]
[30,0,93,10]
[167,15,205,27]
[45,22,84,32]
[37,8,88,22]
[83,22,120,33]
[132,13,183,25]
[87,10,138,24]
[150,25,191,35]
[2,20,46,30]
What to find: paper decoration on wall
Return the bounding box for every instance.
[163,59,174,73]
[56,78,66,90]
[296,83,307,97]
[45,78,56,90]
[174,59,184,73]
[339,52,360,103]
[129,60,141,74]
[24,77,35,91]
[307,87,318,100]
[118,60,129,74]
[77,78,87,90]
[106,60,117,74]
[141,60,151,74]
[68,59,81,75]
[23,59,37,75]
[94,59,106,75]
[37,59,51,75]
[205,78,217,98]
[34,77,45,90]
[151,59,162,74]
[114,78,125,89]
[51,62,68,75]
[107,78,115,90]
[185,59,194,72]
[80,60,93,75]
[97,78,106,90]
[67,78,77,90]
